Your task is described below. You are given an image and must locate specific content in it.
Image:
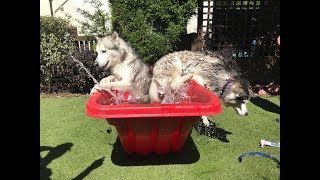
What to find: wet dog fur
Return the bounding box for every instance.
[149,50,251,126]
[90,32,151,103]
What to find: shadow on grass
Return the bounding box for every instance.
[72,157,105,180]
[207,126,233,143]
[40,142,73,180]
[111,135,200,166]
[193,120,233,143]
[250,96,280,114]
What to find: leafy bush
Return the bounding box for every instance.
[40,50,108,94]
[40,16,107,93]
[40,16,76,92]
[40,0,198,93]
[109,0,197,64]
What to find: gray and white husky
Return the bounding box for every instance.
[149,50,251,126]
[90,32,151,103]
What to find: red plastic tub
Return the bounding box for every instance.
[86,80,222,155]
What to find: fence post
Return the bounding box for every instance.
[75,36,96,52]
[191,0,204,51]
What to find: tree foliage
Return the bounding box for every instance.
[76,0,111,36]
[109,0,197,64]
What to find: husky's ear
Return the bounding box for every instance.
[111,31,120,45]
[94,36,100,42]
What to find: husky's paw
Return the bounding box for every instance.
[182,73,194,83]
[191,74,204,86]
[90,84,101,96]
[100,77,113,86]
[99,81,111,89]
[201,116,210,127]
[98,77,116,90]
[185,73,194,80]
[171,81,182,91]
[171,73,194,91]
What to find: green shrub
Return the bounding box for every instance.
[40,50,108,93]
[40,16,76,92]
[40,16,107,94]
[109,0,197,64]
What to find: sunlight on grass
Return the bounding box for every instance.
[41,95,280,179]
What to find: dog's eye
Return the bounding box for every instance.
[101,50,106,53]
[237,96,248,102]
[236,97,244,101]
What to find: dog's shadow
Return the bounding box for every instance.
[208,126,233,143]
[40,142,105,180]
[72,157,105,180]
[193,120,233,143]
[110,135,200,166]
[250,96,280,114]
[40,142,73,180]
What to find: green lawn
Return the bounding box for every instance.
[40,94,280,180]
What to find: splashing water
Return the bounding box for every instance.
[159,82,191,104]
[108,90,141,105]
[70,55,119,104]
[70,55,190,105]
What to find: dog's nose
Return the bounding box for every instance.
[245,112,248,116]
[242,96,249,100]
[239,92,248,99]
[240,95,249,100]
